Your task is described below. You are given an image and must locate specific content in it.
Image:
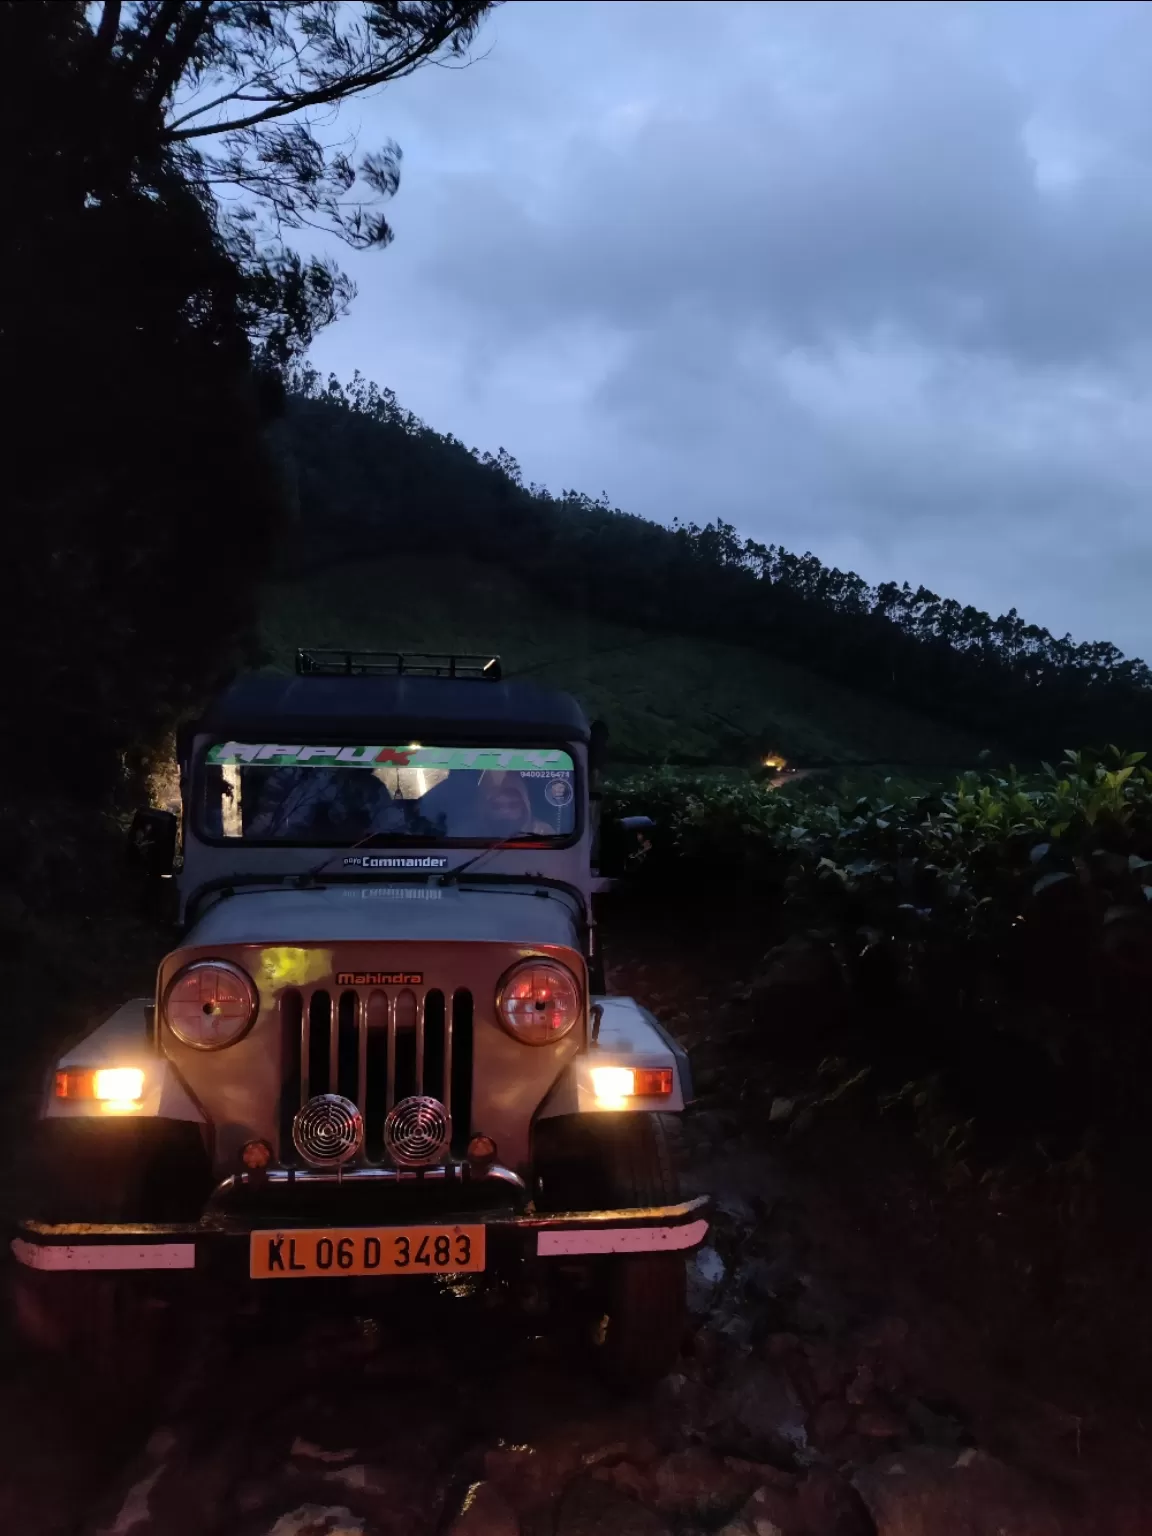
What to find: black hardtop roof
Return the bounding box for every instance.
[193,671,591,745]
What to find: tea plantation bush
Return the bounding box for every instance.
[604,748,1152,1168]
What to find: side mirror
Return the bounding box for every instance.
[127,809,178,878]
[596,815,657,880]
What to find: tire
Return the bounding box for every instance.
[537,1112,687,1388]
[9,1120,206,1394]
[9,1268,168,1396]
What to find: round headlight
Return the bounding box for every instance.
[164,960,258,1049]
[496,959,581,1046]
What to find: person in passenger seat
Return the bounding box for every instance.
[474,771,553,838]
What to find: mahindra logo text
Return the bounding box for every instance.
[336,971,424,986]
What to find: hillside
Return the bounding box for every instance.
[279,374,1152,759]
[260,552,987,768]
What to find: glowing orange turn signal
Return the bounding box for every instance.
[55,1068,145,1102]
[591,1066,674,1107]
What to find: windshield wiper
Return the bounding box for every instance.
[295,829,395,888]
[437,833,547,887]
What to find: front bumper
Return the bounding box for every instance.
[11,1194,711,1274]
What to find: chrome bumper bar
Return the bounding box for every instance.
[11,1195,711,1272]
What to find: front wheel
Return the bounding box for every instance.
[537,1112,687,1387]
[9,1120,206,1395]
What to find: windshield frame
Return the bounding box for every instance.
[189,736,585,852]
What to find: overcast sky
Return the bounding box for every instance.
[299,0,1152,661]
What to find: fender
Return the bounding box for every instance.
[536,996,692,1119]
[43,999,205,1123]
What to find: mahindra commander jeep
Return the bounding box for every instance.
[12,651,707,1384]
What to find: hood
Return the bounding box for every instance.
[183,881,583,950]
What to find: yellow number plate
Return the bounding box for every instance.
[250,1225,485,1279]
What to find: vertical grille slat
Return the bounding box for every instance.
[364,990,388,1162]
[385,991,398,1113]
[424,991,446,1104]
[280,980,475,1166]
[307,992,331,1098]
[337,990,358,1101]
[450,988,474,1154]
[279,989,303,1164]
[355,992,369,1117]
[415,990,426,1090]
[443,991,453,1125]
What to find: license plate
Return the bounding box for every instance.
[249,1225,485,1279]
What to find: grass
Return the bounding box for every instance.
[261,553,989,770]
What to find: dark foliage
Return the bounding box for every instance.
[605,749,1152,1169]
[0,3,495,812]
[2,4,277,805]
[285,370,1152,759]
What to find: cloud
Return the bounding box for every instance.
[300,0,1152,660]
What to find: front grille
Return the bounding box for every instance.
[278,986,474,1166]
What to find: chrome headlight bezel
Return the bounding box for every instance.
[163,959,259,1050]
[495,957,582,1046]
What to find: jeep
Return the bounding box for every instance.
[12,651,708,1384]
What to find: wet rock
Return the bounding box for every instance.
[235,1476,286,1515]
[716,1482,805,1536]
[765,1332,803,1361]
[715,1190,759,1225]
[650,1448,760,1518]
[484,1437,584,1515]
[590,1461,653,1502]
[789,1277,849,1337]
[688,1247,727,1316]
[721,1459,797,1494]
[798,1467,876,1536]
[323,1465,399,1495]
[716,1519,783,1536]
[445,1481,520,1536]
[902,1399,967,1450]
[581,1437,660,1471]
[735,1256,789,1305]
[851,1447,1072,1535]
[99,1462,166,1536]
[855,1407,908,1441]
[689,1324,744,1381]
[556,1477,670,1536]
[808,1397,853,1450]
[265,1507,371,1536]
[858,1317,910,1352]
[803,1341,849,1402]
[846,1365,875,1407]
[653,1369,711,1427]
[317,1461,436,1534]
[712,1359,809,1455]
[696,1247,727,1286]
[292,1440,359,1466]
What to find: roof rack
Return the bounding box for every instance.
[295,649,503,681]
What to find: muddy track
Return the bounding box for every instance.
[0,924,1150,1534]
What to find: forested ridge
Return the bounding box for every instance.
[284,369,1152,760]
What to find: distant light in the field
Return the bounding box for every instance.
[762,754,787,770]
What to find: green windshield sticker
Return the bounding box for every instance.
[207,743,575,773]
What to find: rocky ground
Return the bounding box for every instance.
[1,916,1151,1535]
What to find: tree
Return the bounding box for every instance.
[10,2,498,360]
[0,2,498,802]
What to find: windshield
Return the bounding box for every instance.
[198,742,578,845]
